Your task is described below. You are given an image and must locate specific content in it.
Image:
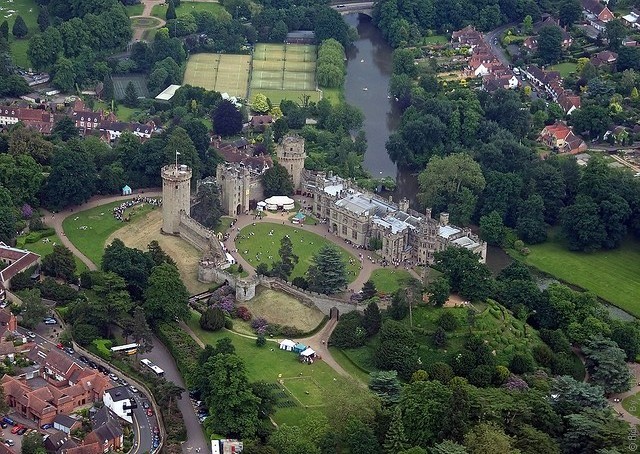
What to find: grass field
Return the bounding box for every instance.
[510,235,640,317]
[187,311,362,426]
[243,288,325,331]
[622,392,640,417]
[184,53,250,98]
[549,62,578,77]
[151,1,229,19]
[125,3,145,16]
[423,35,448,44]
[62,201,158,268]
[17,233,89,274]
[1,0,39,67]
[369,268,414,294]
[249,43,319,105]
[235,222,359,282]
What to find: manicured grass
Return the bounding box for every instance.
[17,233,89,274]
[282,377,325,406]
[250,89,321,106]
[125,3,145,16]
[186,311,363,426]
[369,268,414,294]
[244,288,325,332]
[235,222,360,281]
[509,236,640,317]
[151,2,229,19]
[549,62,577,77]
[622,392,640,417]
[328,347,370,383]
[423,35,448,44]
[320,88,343,104]
[93,102,144,122]
[62,200,158,267]
[1,0,40,68]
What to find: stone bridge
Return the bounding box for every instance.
[331,1,375,17]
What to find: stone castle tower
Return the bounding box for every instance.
[161,164,192,234]
[276,134,306,191]
[216,163,251,215]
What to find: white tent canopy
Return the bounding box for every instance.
[279,339,296,351]
[300,347,316,357]
[264,196,295,211]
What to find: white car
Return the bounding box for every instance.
[26,331,36,339]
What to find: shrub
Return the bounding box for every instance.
[256,334,266,347]
[329,312,366,348]
[224,318,233,330]
[24,228,55,244]
[437,311,459,332]
[73,323,101,346]
[200,307,226,331]
[236,306,252,321]
[509,353,535,374]
[251,317,268,335]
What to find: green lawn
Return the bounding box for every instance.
[186,311,363,426]
[423,35,448,44]
[215,216,233,235]
[94,102,144,122]
[235,222,360,281]
[549,62,578,77]
[1,0,40,68]
[369,268,414,294]
[62,200,158,267]
[622,392,640,417]
[251,89,321,106]
[510,236,640,317]
[17,233,89,274]
[151,2,229,19]
[125,3,145,16]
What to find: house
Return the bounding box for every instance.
[279,339,296,351]
[539,122,588,154]
[103,386,133,423]
[523,36,538,51]
[0,242,41,296]
[522,65,581,114]
[84,406,124,452]
[0,107,55,133]
[483,74,519,92]
[53,414,81,434]
[99,121,156,143]
[590,50,618,67]
[44,431,77,454]
[622,11,639,27]
[452,25,484,49]
[250,115,273,131]
[581,0,614,22]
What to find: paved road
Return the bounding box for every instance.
[43,188,162,271]
[144,335,209,454]
[483,23,514,68]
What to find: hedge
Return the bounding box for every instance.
[155,322,201,388]
[24,228,55,244]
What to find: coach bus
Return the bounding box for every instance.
[110,343,139,355]
[140,358,165,377]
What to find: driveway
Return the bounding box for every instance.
[144,336,209,454]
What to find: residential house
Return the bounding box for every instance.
[539,122,588,154]
[44,432,78,454]
[0,242,41,298]
[102,386,133,424]
[451,25,484,50]
[533,18,573,48]
[53,414,81,434]
[0,107,55,133]
[622,11,639,27]
[523,36,538,52]
[250,115,273,132]
[581,0,614,31]
[482,74,519,91]
[84,407,124,453]
[590,50,618,67]
[522,65,581,114]
[99,121,156,143]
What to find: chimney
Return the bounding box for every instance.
[388,195,393,203]
[399,198,409,212]
[425,208,432,219]
[439,212,450,225]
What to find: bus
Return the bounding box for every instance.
[140,358,164,377]
[110,343,139,355]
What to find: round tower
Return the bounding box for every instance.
[161,164,192,234]
[276,134,306,191]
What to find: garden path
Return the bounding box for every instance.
[609,362,640,425]
[131,0,167,42]
[43,188,161,271]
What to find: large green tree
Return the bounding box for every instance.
[42,144,96,210]
[306,245,347,294]
[271,235,298,280]
[91,271,133,337]
[213,100,243,137]
[537,26,562,64]
[12,15,28,38]
[374,320,418,380]
[144,263,190,322]
[41,245,76,282]
[262,162,294,197]
[558,0,581,27]
[433,247,493,302]
[18,288,47,330]
[516,194,547,244]
[582,335,633,394]
[191,181,222,229]
[130,306,153,354]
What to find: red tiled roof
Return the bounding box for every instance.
[0,243,40,286]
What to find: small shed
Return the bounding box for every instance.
[291,212,306,224]
[293,343,307,353]
[54,414,80,434]
[122,185,132,196]
[279,339,296,351]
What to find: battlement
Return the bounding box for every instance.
[161,164,192,181]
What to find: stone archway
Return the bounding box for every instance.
[330,306,340,320]
[332,223,338,233]
[236,204,243,215]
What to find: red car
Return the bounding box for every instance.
[146,408,153,417]
[10,425,24,435]
[56,343,63,349]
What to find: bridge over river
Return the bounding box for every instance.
[331,1,374,16]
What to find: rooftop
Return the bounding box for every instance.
[438,225,461,239]
[155,84,182,101]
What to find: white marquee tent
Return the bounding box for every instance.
[264,196,295,211]
[279,339,296,351]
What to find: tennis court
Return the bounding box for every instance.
[183,53,250,98]
[250,43,317,97]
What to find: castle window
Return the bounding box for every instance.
[352,231,357,240]
[342,225,347,235]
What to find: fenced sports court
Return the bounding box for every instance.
[249,43,318,102]
[183,53,251,98]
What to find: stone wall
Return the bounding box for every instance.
[178,212,213,252]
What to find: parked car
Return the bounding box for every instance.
[129,386,139,394]
[2,416,14,426]
[119,378,128,386]
[0,422,6,429]
[108,373,118,382]
[78,356,88,363]
[153,426,159,435]
[44,318,57,325]
[56,343,63,349]
[64,347,75,355]
[88,361,97,369]
[4,439,14,446]
[142,402,149,410]
[41,424,52,430]
[17,428,26,435]
[146,408,153,417]
[152,438,159,449]
[11,425,24,434]
[26,332,36,339]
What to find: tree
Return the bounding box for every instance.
[509,353,535,374]
[558,0,581,27]
[434,247,493,302]
[37,6,49,32]
[362,300,382,337]
[27,27,62,71]
[213,100,243,137]
[537,26,562,64]
[164,127,202,181]
[522,15,533,34]
[144,263,190,323]
[606,19,627,51]
[52,56,76,92]
[124,81,139,107]
[91,272,132,337]
[426,277,450,307]
[374,320,417,380]
[102,239,155,300]
[147,240,176,268]
[361,280,377,300]
[268,424,320,454]
[464,422,519,454]
[431,441,468,454]
[43,145,96,210]
[22,431,45,454]
[582,335,633,394]
[516,194,547,244]
[270,235,298,280]
[166,0,177,20]
[369,370,402,405]
[561,195,607,252]
[202,353,260,438]
[0,21,7,41]
[41,245,76,282]
[562,409,628,453]
[329,311,366,348]
[306,245,347,294]
[12,15,27,39]
[384,407,408,453]
[252,94,270,114]
[479,211,505,246]
[200,307,226,331]
[0,204,16,244]
[438,311,459,332]
[51,116,78,142]
[399,380,452,447]
[18,288,47,330]
[130,306,153,354]
[262,163,294,197]
[610,321,640,361]
[433,327,447,348]
[549,375,607,416]
[191,181,222,229]
[388,289,409,320]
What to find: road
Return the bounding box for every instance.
[14,325,158,454]
[144,335,209,454]
[483,23,514,68]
